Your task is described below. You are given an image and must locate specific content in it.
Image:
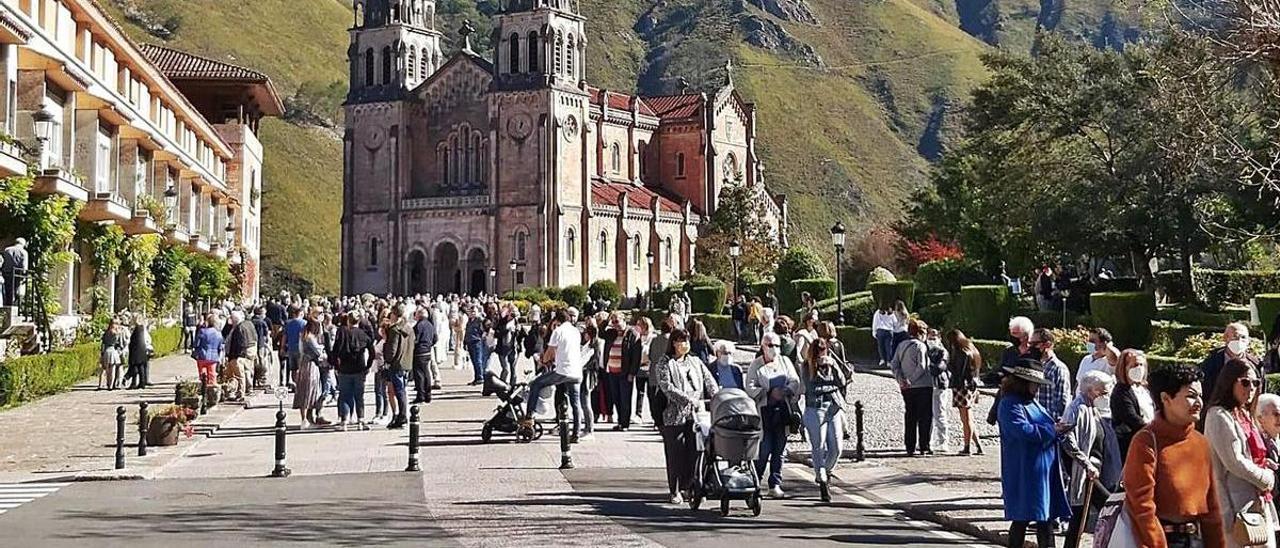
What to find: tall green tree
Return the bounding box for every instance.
[694,179,782,289]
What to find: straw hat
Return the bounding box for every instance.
[1008,358,1047,385]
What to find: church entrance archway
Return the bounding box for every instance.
[466,248,487,297]
[434,242,461,295]
[406,250,427,295]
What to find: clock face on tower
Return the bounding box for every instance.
[362,126,386,150]
[507,113,533,140]
[562,115,579,142]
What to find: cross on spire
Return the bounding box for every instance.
[724,58,734,87]
[459,20,476,53]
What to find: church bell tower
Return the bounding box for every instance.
[491,0,586,92]
[347,0,445,104]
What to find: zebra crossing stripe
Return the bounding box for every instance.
[0,483,68,515]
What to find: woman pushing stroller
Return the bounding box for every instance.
[655,328,719,505]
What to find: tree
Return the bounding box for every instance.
[695,178,782,289]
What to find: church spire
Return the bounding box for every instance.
[460,20,476,54]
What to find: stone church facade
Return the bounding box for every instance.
[341,0,787,297]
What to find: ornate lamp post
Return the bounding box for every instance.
[830,222,846,324]
[646,250,655,289]
[163,184,178,225]
[32,107,54,169]
[508,259,517,292]
[488,266,496,296]
[729,239,742,300]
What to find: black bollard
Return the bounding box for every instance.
[200,371,209,416]
[138,402,149,457]
[271,405,291,477]
[556,387,573,470]
[854,400,865,462]
[114,406,126,469]
[406,405,421,472]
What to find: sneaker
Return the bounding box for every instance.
[431,383,442,390]
[670,492,684,505]
[314,417,331,426]
[301,421,314,430]
[569,434,579,444]
[769,485,785,498]
[387,418,405,429]
[816,468,827,484]
[338,421,347,432]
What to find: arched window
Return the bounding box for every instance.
[382,46,392,84]
[390,2,401,22]
[598,231,608,263]
[528,31,540,73]
[364,48,375,86]
[516,232,527,262]
[566,228,576,264]
[472,134,482,183]
[509,33,520,73]
[676,152,686,177]
[449,134,459,185]
[631,235,641,268]
[420,50,429,78]
[638,141,647,180]
[566,34,575,78]
[554,31,564,75]
[370,237,379,267]
[610,143,620,174]
[408,49,416,80]
[479,140,488,184]
[437,142,447,184]
[461,125,473,182]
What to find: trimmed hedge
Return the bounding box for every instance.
[1256,294,1280,335]
[792,278,836,313]
[838,295,878,327]
[0,343,101,407]
[695,313,735,340]
[1155,305,1248,327]
[973,339,1013,372]
[915,292,957,310]
[589,279,623,309]
[153,326,181,357]
[1150,323,1219,353]
[1091,292,1157,348]
[1024,310,1089,330]
[868,281,916,310]
[836,326,879,363]
[953,285,1013,340]
[1147,354,1200,371]
[745,281,774,300]
[689,284,727,314]
[1157,270,1280,306]
[917,301,953,330]
[914,259,987,293]
[560,285,589,309]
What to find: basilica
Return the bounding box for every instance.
[340,0,787,297]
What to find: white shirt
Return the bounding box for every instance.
[548,322,583,380]
[872,311,896,332]
[1075,354,1114,391]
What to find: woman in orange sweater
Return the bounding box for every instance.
[1123,364,1226,548]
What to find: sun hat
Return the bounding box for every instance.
[1008,358,1047,385]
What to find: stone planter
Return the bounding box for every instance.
[203,385,221,408]
[145,417,180,446]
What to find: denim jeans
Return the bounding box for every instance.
[467,343,488,382]
[526,371,579,423]
[578,377,594,435]
[874,329,893,364]
[374,369,388,416]
[336,373,365,421]
[803,403,844,479]
[757,405,788,488]
[607,372,633,428]
[388,370,408,422]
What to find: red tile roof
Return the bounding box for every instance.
[139,44,271,82]
[588,87,657,117]
[591,181,684,213]
[644,94,703,119]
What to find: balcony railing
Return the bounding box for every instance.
[401,195,491,210]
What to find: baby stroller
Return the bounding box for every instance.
[480,371,544,443]
[690,388,763,516]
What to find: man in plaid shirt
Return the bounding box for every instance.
[1030,328,1071,421]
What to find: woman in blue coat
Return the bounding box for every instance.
[998,358,1072,548]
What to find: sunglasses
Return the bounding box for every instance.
[1239,378,1262,389]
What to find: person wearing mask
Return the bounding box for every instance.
[126,317,152,390]
[732,295,748,343]
[998,358,1072,548]
[1031,328,1072,423]
[1113,349,1156,457]
[646,317,674,427]
[99,318,126,391]
[926,328,951,454]
[816,321,850,377]
[224,310,256,402]
[872,304,897,368]
[1256,393,1280,545]
[746,331,801,498]
[579,323,600,441]
[802,337,847,502]
[655,328,718,504]
[1062,370,1115,548]
[1201,323,1262,401]
[709,340,744,389]
[251,307,272,391]
[411,307,437,404]
[794,314,818,368]
[988,316,1035,426]
[614,317,649,431]
[688,318,713,366]
[293,320,328,429]
[1077,327,1119,389]
[382,305,415,429]
[1204,359,1278,548]
[600,313,626,425]
[283,306,307,390]
[334,314,373,431]
[945,329,984,455]
[1124,364,1226,547]
[521,309,585,440]
[891,319,935,456]
[464,307,487,386]
[191,314,224,391]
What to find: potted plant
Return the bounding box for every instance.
[144,404,196,447]
[174,380,201,410]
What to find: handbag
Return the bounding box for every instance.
[1095,429,1156,548]
[1232,499,1269,547]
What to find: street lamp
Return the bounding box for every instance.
[224,221,235,248]
[488,266,496,296]
[729,238,741,300]
[32,107,53,169]
[508,259,517,291]
[830,222,846,324]
[163,184,178,225]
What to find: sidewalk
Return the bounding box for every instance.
[0,352,266,483]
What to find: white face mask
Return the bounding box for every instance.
[1129,366,1147,384]
[1229,339,1249,356]
[762,346,778,361]
[1085,342,1097,354]
[1094,394,1111,414]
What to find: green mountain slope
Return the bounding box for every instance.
[103,0,993,291]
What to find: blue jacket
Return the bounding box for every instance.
[192,327,223,362]
[997,395,1071,522]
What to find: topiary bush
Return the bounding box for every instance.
[792,278,836,314]
[1090,292,1157,349]
[917,301,953,330]
[867,280,916,310]
[1256,294,1280,336]
[953,285,1013,340]
[560,285,589,309]
[865,266,897,287]
[775,246,829,315]
[836,326,879,362]
[588,279,622,309]
[688,283,727,314]
[1157,270,1280,307]
[746,281,774,300]
[913,259,987,293]
[694,313,735,340]
[841,294,878,327]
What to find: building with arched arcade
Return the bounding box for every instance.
[341,0,786,297]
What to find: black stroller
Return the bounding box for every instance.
[480,372,544,443]
[689,388,763,516]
